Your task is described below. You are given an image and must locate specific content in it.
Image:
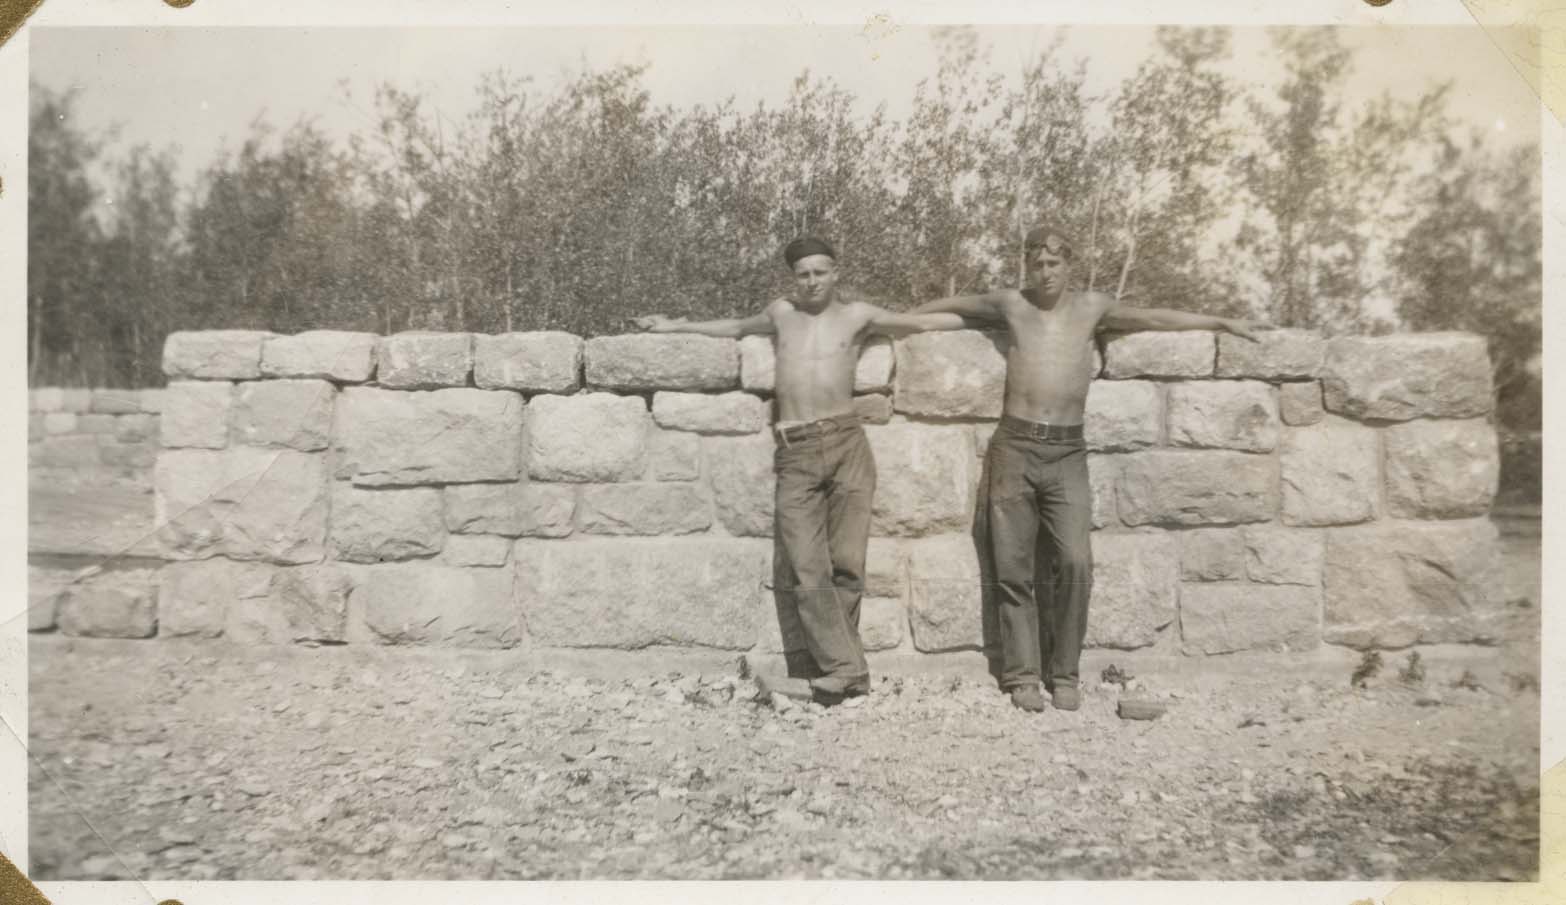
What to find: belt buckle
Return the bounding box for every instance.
[1037,421,1051,439]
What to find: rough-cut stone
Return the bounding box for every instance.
[473,332,583,393]
[1085,532,1179,649]
[100,441,158,469]
[233,379,335,450]
[892,331,1007,419]
[59,388,92,413]
[1324,519,1502,648]
[115,413,158,443]
[374,332,474,388]
[139,389,166,414]
[738,335,894,393]
[155,448,330,564]
[161,381,233,449]
[27,567,71,632]
[579,483,712,535]
[1244,525,1324,586]
[525,392,647,482]
[1085,380,1161,451]
[32,436,102,468]
[645,429,701,481]
[1216,329,1325,379]
[330,484,446,563]
[443,482,577,538]
[354,563,519,647]
[652,392,767,434]
[43,413,77,435]
[1383,418,1499,519]
[57,568,159,638]
[584,334,739,391]
[1179,584,1321,654]
[866,424,974,536]
[32,388,64,413]
[853,394,894,425]
[90,389,145,414]
[1166,381,1279,452]
[1178,527,1246,581]
[336,387,524,486]
[517,538,766,649]
[268,564,354,643]
[261,331,378,382]
[706,433,776,537]
[1087,453,1123,529]
[860,597,906,651]
[440,534,512,567]
[76,414,117,434]
[1279,381,1324,426]
[163,330,272,379]
[1279,422,1380,526]
[159,559,268,638]
[1102,332,1215,379]
[865,537,907,599]
[1117,451,1276,526]
[906,535,984,652]
[855,337,895,392]
[1322,333,1493,421]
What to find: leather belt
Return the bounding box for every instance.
[999,414,1085,441]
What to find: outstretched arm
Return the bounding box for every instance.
[912,291,1006,322]
[633,307,775,339]
[1099,304,1269,341]
[863,306,970,337]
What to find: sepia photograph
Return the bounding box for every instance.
[13,4,1548,892]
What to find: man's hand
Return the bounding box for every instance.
[633,315,684,333]
[1221,318,1271,342]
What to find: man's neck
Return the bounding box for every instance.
[1021,284,1066,310]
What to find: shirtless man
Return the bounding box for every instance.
[635,237,966,703]
[914,225,1266,713]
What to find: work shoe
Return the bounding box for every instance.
[809,674,870,705]
[754,672,813,703]
[1009,684,1047,713]
[1050,685,1081,711]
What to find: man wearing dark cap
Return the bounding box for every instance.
[914,225,1267,713]
[635,237,968,704]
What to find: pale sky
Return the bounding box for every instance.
[31,25,1540,193]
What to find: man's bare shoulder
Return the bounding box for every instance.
[1068,290,1118,319]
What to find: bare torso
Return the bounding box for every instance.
[994,288,1107,424]
[769,298,871,424]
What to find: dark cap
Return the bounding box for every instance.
[1024,225,1074,260]
[783,237,837,267]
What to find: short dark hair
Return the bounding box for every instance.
[1024,225,1074,261]
[783,237,837,267]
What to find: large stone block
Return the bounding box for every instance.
[233,379,335,451]
[853,394,893,425]
[738,335,893,393]
[1383,418,1499,519]
[336,387,524,486]
[443,482,576,538]
[1244,525,1324,586]
[1084,380,1162,451]
[517,538,766,649]
[892,330,1007,419]
[866,424,974,536]
[261,331,377,382]
[43,413,76,435]
[76,413,117,434]
[584,334,739,391]
[652,391,768,435]
[646,428,701,481]
[578,483,712,535]
[155,448,330,564]
[115,413,158,443]
[330,484,446,563]
[1322,333,1493,421]
[1216,329,1325,379]
[1279,381,1324,426]
[374,332,474,388]
[57,568,159,638]
[1323,519,1502,648]
[163,330,272,380]
[139,389,166,414]
[705,433,777,537]
[159,558,269,638]
[855,337,895,392]
[161,381,233,449]
[27,567,69,632]
[865,537,907,599]
[1087,453,1123,529]
[1179,583,1321,654]
[1178,527,1246,581]
[100,441,159,469]
[90,388,145,414]
[32,388,64,413]
[1085,532,1179,649]
[473,332,582,393]
[861,596,906,651]
[59,388,92,413]
[1279,422,1380,526]
[906,535,984,652]
[254,564,354,643]
[440,534,512,567]
[1166,381,1279,452]
[1117,451,1276,526]
[1102,332,1214,379]
[353,563,519,647]
[31,435,103,468]
[526,392,647,482]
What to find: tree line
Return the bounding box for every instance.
[28,26,1541,429]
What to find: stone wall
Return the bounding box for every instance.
[33,327,1505,658]
[28,387,164,473]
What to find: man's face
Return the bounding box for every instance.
[792,254,839,306]
[1026,240,1071,295]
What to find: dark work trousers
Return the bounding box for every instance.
[771,413,875,682]
[985,417,1094,690]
